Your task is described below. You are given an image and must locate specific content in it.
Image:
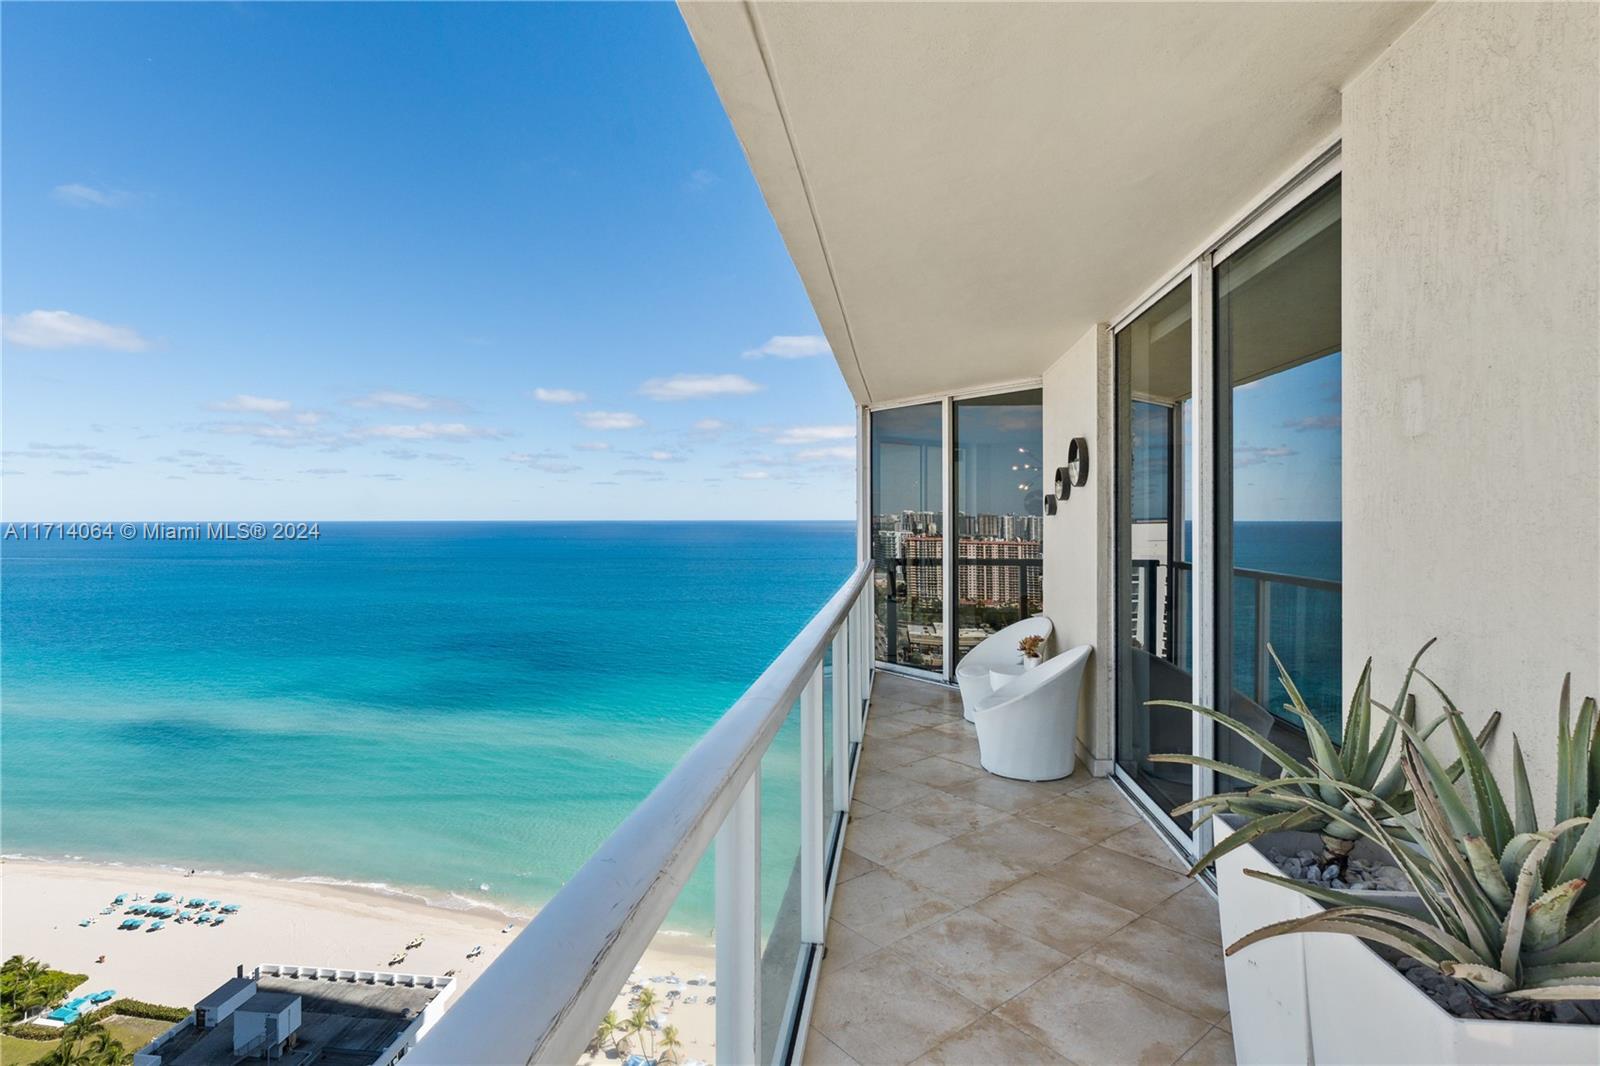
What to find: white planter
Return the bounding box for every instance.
[1215,816,1319,1065]
[1306,928,1600,1064]
[1216,817,1423,1064]
[1217,817,1599,1064]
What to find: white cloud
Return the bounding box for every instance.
[532,387,586,404]
[647,450,681,462]
[1234,444,1297,468]
[774,424,853,445]
[685,168,718,191]
[1282,414,1341,431]
[2,310,149,351]
[301,467,346,476]
[574,441,612,452]
[211,422,301,440]
[356,422,504,441]
[53,183,127,208]
[741,334,831,360]
[736,470,771,480]
[639,374,762,401]
[693,418,730,432]
[351,390,456,411]
[212,394,292,414]
[504,451,581,473]
[294,411,325,425]
[795,445,855,462]
[578,411,644,430]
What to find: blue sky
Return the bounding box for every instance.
[1,3,856,520]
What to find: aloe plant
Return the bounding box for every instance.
[1148,640,1498,875]
[1228,676,1600,1003]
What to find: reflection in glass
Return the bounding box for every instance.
[1114,279,1195,829]
[870,403,944,673]
[953,391,1044,664]
[1217,180,1342,759]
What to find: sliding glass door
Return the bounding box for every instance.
[953,390,1044,665]
[1115,279,1196,831]
[870,390,1046,680]
[1113,169,1342,857]
[870,403,944,674]
[1215,179,1342,780]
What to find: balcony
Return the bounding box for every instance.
[808,672,1231,1066]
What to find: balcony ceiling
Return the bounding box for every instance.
[681,1,1426,405]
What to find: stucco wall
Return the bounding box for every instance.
[1042,323,1114,772]
[1342,2,1600,796]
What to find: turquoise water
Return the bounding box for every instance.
[2,521,854,934]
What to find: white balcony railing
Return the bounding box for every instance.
[410,560,875,1066]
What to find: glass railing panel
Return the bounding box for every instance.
[822,646,837,866]
[582,842,717,1066]
[757,698,806,1063]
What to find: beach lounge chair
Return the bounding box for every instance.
[111,894,126,905]
[90,990,115,1003]
[406,935,424,949]
[148,921,165,931]
[221,903,239,913]
[152,892,172,902]
[389,952,407,966]
[206,899,220,910]
[188,897,206,907]
[211,917,225,926]
[466,945,482,959]
[79,919,94,927]
[121,919,144,930]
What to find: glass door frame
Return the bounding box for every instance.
[864,382,1045,684]
[1109,144,1343,864]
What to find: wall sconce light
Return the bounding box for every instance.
[1053,466,1071,502]
[1044,494,1058,515]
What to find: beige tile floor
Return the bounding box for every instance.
[807,673,1234,1066]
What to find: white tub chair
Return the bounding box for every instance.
[972,644,1092,781]
[955,616,1055,722]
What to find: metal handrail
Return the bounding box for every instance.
[409,559,873,1066]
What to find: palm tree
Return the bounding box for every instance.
[658,1024,683,1064]
[39,1017,108,1066]
[84,1030,123,1066]
[628,1005,654,1059]
[635,986,658,1015]
[6,957,48,1021]
[591,1009,619,1056]
[611,1011,634,1057]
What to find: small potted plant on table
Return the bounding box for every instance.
[1018,634,1045,669]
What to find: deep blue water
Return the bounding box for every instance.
[1,521,854,933]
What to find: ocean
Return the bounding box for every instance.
[2,518,1341,932]
[1,521,856,935]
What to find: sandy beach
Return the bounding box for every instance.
[1,858,716,1063]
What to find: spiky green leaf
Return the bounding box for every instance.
[1462,836,1512,909]
[1511,736,1537,836]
